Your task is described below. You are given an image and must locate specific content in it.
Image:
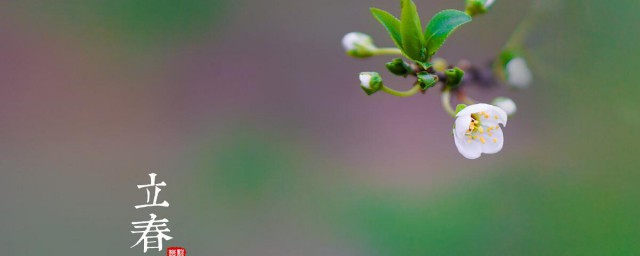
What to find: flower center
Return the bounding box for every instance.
[465,112,500,144]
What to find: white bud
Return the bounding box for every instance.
[359,73,373,89]
[491,97,517,116]
[359,72,382,95]
[342,32,374,51]
[506,57,533,89]
[342,32,377,58]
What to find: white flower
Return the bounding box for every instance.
[342,32,374,52]
[506,57,533,89]
[453,103,508,159]
[491,97,517,116]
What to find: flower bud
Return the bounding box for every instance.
[359,72,383,95]
[445,67,465,88]
[505,57,532,89]
[465,0,495,16]
[491,97,517,116]
[417,72,438,90]
[385,58,412,77]
[342,32,376,58]
[432,57,449,72]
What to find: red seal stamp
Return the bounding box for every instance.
[167,247,186,256]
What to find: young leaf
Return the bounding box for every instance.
[455,104,468,115]
[424,10,472,57]
[400,0,426,61]
[370,8,403,51]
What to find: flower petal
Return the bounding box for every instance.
[480,127,503,154]
[488,106,508,126]
[478,109,507,128]
[456,103,493,117]
[454,132,483,159]
[462,103,507,127]
[454,115,472,138]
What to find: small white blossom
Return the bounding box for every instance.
[506,57,532,89]
[453,104,507,159]
[491,97,517,116]
[342,32,374,52]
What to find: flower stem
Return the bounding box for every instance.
[457,90,478,105]
[373,48,403,56]
[441,89,456,117]
[504,5,537,51]
[492,9,536,77]
[380,84,421,97]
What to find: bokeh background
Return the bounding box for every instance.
[1,0,639,255]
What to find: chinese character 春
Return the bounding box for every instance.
[135,173,169,209]
[131,213,173,253]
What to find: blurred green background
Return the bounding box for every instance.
[1,0,639,255]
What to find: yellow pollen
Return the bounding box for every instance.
[494,115,498,120]
[479,137,486,144]
[484,114,489,119]
[495,125,500,130]
[488,132,493,137]
[493,138,498,143]
[478,127,484,133]
[467,140,472,143]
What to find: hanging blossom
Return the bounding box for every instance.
[342,32,373,50]
[342,32,376,58]
[506,57,533,89]
[453,104,507,159]
[491,97,517,116]
[342,0,533,159]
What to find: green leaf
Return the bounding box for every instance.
[455,104,467,114]
[400,0,426,61]
[424,10,471,57]
[370,8,403,51]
